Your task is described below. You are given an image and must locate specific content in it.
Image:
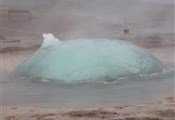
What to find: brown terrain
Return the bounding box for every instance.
[1,97,175,120]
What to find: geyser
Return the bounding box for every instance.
[13,34,163,82]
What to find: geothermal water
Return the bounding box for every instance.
[1,69,174,108]
[11,34,163,83]
[2,34,173,108]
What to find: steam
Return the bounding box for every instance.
[2,0,174,39]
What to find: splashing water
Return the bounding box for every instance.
[11,33,163,83]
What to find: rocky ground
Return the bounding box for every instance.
[1,97,175,120]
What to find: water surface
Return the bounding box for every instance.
[1,69,174,108]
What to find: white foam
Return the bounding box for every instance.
[41,33,61,48]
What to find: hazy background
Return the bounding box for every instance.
[1,0,174,39]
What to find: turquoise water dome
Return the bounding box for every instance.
[13,34,163,82]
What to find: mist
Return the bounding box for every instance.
[2,0,174,39]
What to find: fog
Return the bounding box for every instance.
[3,0,174,5]
[1,0,174,39]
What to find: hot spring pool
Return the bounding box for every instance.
[1,68,174,108]
[3,34,173,108]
